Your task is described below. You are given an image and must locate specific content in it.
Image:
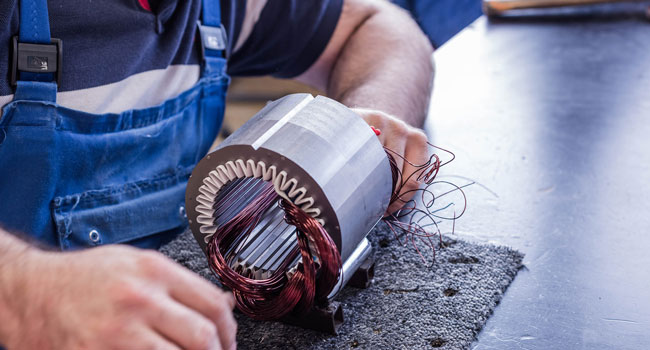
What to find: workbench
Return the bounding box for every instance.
[425,5,650,349]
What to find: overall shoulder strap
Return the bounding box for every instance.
[12,0,61,102]
[19,0,51,43]
[198,0,228,77]
[202,0,222,28]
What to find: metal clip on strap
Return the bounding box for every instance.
[197,21,227,60]
[11,36,63,86]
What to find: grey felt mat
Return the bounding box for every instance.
[160,223,523,350]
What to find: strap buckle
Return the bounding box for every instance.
[11,36,63,86]
[197,21,227,59]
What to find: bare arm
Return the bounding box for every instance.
[298,0,434,213]
[298,0,434,127]
[0,231,33,344]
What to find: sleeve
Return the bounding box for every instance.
[226,0,343,78]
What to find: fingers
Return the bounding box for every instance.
[149,254,237,350]
[372,115,423,214]
[385,136,406,188]
[353,108,387,144]
[185,290,236,350]
[149,294,222,350]
[139,327,182,350]
[168,273,237,349]
[391,129,429,213]
[109,323,181,350]
[351,108,431,215]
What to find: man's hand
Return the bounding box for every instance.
[353,108,430,215]
[0,240,236,350]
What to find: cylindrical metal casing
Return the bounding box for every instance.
[186,94,393,262]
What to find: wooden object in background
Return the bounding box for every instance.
[483,0,643,16]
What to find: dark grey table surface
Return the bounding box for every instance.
[423,6,650,350]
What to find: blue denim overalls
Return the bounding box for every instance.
[0,0,229,250]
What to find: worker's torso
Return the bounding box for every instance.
[0,0,230,249]
[0,0,245,112]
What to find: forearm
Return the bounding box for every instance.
[328,2,434,127]
[0,230,36,344]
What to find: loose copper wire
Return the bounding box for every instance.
[206,184,304,319]
[383,142,467,265]
[281,200,341,305]
[206,182,341,320]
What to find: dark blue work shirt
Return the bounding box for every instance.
[0,0,342,112]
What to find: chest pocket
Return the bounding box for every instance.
[52,167,192,250]
[45,75,228,250]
